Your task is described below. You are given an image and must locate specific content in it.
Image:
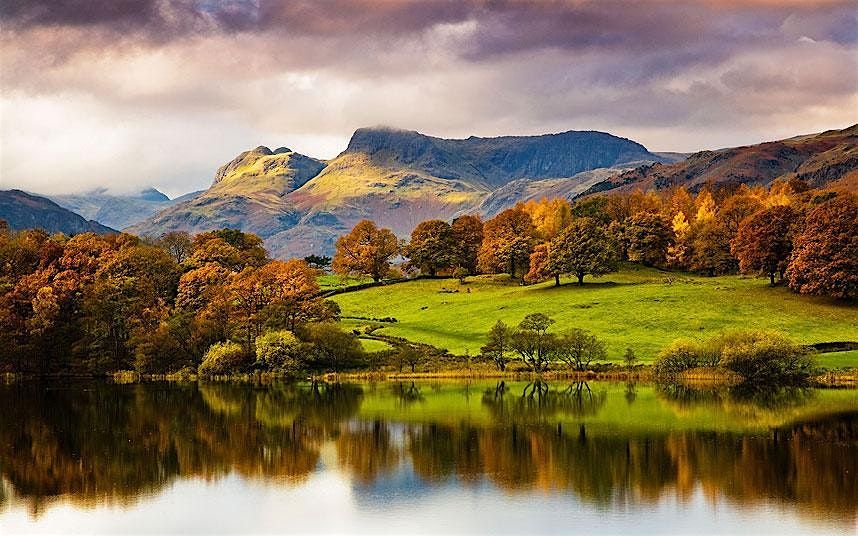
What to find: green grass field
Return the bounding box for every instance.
[332,266,858,364]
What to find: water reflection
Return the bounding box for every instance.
[0,381,856,530]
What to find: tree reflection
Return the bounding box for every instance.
[0,381,855,526]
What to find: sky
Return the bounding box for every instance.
[1,0,856,198]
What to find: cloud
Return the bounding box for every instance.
[0,1,856,196]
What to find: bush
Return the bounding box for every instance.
[198,341,248,376]
[255,330,303,373]
[718,331,814,382]
[653,330,815,382]
[653,340,702,378]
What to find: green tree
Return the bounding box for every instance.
[624,212,673,267]
[404,220,455,276]
[510,313,556,373]
[481,320,513,371]
[301,322,364,373]
[549,217,617,285]
[555,329,607,371]
[255,330,303,373]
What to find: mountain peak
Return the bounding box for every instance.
[137,188,170,202]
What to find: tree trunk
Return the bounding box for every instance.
[769,272,775,286]
[577,272,584,286]
[554,274,560,287]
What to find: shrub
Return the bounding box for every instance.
[653,330,815,382]
[255,330,303,373]
[653,340,702,378]
[718,331,814,382]
[198,341,248,376]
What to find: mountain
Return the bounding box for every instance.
[127,146,326,241]
[579,124,858,198]
[0,190,116,235]
[130,127,671,257]
[49,187,176,230]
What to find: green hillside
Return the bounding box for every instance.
[332,266,858,363]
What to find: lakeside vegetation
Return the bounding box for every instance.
[0,181,855,382]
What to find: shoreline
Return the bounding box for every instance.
[5,369,858,387]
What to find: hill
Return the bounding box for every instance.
[132,127,667,257]
[580,124,858,197]
[331,267,858,361]
[49,187,176,230]
[0,190,116,235]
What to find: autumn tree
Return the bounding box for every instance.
[403,220,455,276]
[731,205,798,285]
[787,194,857,298]
[477,206,535,278]
[450,215,483,274]
[687,220,736,276]
[332,220,400,282]
[624,212,673,267]
[524,243,555,285]
[524,198,572,240]
[481,320,513,371]
[158,231,193,264]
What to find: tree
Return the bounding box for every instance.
[301,322,364,373]
[787,195,857,299]
[403,220,455,276]
[255,330,303,373]
[623,348,638,369]
[524,243,555,285]
[450,215,483,274]
[555,329,606,371]
[510,313,556,372]
[624,212,673,267]
[731,205,797,285]
[481,320,513,371]
[304,255,332,270]
[571,196,612,225]
[158,231,193,264]
[198,341,248,376]
[523,198,572,240]
[477,206,535,278]
[688,220,736,276]
[332,220,400,282]
[548,217,617,285]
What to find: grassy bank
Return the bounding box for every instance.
[332,265,858,364]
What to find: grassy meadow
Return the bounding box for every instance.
[331,265,858,365]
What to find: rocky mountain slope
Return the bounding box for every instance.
[131,127,665,257]
[0,190,116,235]
[127,146,326,242]
[49,187,177,230]
[580,124,858,197]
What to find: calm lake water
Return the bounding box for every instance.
[0,380,856,534]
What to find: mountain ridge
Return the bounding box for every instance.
[0,190,116,235]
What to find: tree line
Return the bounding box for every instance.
[0,226,362,376]
[331,182,856,298]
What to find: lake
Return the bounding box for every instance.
[0,380,856,534]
